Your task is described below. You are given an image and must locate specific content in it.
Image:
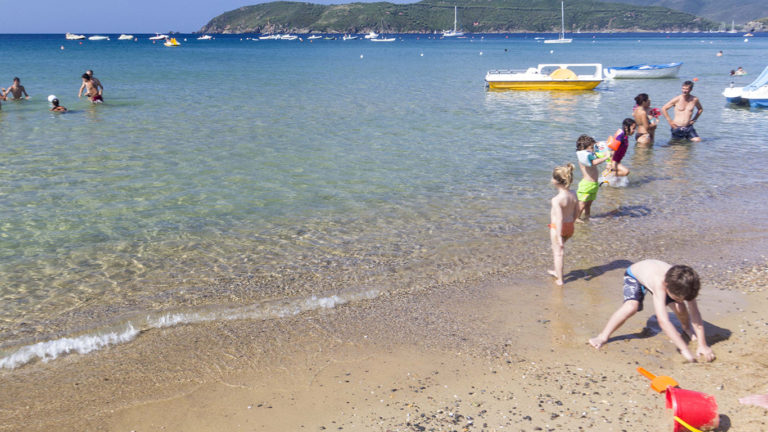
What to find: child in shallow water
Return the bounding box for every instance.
[548,163,579,286]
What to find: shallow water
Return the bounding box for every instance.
[0,33,766,367]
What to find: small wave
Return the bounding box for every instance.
[0,289,378,370]
[0,325,139,369]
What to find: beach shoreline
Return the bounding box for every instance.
[2,186,767,431]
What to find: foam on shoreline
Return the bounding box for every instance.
[0,289,379,369]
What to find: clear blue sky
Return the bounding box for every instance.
[6,0,413,34]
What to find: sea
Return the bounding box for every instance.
[0,32,766,369]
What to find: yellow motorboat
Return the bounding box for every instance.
[164,37,181,47]
[485,63,603,91]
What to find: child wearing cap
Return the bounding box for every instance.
[48,95,67,112]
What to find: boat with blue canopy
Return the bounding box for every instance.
[604,62,682,79]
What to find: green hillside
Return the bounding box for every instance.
[606,0,768,24]
[199,0,717,34]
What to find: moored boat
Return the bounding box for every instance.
[723,65,768,108]
[197,35,213,40]
[118,34,134,40]
[442,6,464,37]
[88,35,109,41]
[149,34,168,40]
[370,37,396,42]
[65,33,86,40]
[307,35,322,40]
[163,37,181,47]
[363,31,379,39]
[604,62,682,79]
[544,2,572,44]
[485,63,603,91]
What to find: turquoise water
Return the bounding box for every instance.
[1,33,766,367]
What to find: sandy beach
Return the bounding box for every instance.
[2,184,768,432]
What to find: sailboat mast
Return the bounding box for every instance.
[560,1,565,38]
[454,6,458,32]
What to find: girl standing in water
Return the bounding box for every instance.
[548,163,579,286]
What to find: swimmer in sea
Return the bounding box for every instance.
[78,73,103,103]
[49,96,67,112]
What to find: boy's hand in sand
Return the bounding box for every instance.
[697,345,715,362]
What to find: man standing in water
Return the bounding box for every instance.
[3,77,30,100]
[662,80,703,142]
[78,73,103,103]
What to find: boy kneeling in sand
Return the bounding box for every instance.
[589,260,715,363]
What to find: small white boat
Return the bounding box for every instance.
[307,35,322,40]
[149,34,168,40]
[363,31,379,39]
[65,33,86,40]
[88,35,110,41]
[442,6,464,37]
[370,37,396,42]
[723,65,768,108]
[259,34,279,40]
[118,34,134,40]
[342,34,357,40]
[485,63,603,91]
[197,35,213,40]
[604,62,682,79]
[279,34,298,40]
[544,2,572,44]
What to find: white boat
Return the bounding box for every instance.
[342,34,357,40]
[88,35,109,41]
[65,33,86,40]
[259,34,279,40]
[544,2,572,44]
[363,31,379,39]
[149,34,168,40]
[370,37,396,42]
[604,62,682,79]
[728,20,737,34]
[307,35,322,40]
[197,35,213,40]
[279,34,298,40]
[723,66,768,108]
[442,6,464,37]
[118,34,134,40]
[485,63,603,91]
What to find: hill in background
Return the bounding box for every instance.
[199,0,717,34]
[606,0,767,25]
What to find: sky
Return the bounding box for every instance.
[3,0,413,34]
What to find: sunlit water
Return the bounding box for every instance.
[0,33,766,368]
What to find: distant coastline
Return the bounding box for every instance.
[199,0,719,35]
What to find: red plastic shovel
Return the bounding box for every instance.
[637,367,679,393]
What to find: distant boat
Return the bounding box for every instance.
[604,62,682,79]
[342,34,357,40]
[65,33,86,40]
[743,32,754,37]
[728,20,737,34]
[163,37,180,47]
[197,35,213,40]
[88,35,109,41]
[307,35,322,40]
[259,34,279,40]
[544,2,572,44]
[279,34,298,40]
[370,37,396,42]
[442,6,464,37]
[149,34,168,40]
[118,34,134,40]
[363,31,379,39]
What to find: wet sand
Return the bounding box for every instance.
[2,186,768,431]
